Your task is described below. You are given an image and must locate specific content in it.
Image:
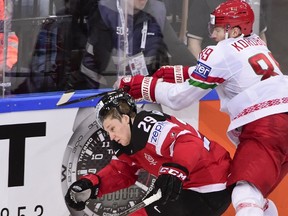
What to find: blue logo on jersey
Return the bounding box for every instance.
[150,122,166,144]
[193,62,211,79]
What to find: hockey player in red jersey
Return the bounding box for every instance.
[115,0,288,215]
[65,90,232,215]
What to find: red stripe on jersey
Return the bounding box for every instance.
[233,97,288,120]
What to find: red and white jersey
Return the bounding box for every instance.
[96,110,231,196]
[155,34,288,144]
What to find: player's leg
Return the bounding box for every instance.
[263,160,288,216]
[144,187,232,216]
[197,187,233,216]
[228,113,288,216]
[232,180,266,216]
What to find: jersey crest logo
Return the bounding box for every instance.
[144,153,157,165]
[193,62,211,79]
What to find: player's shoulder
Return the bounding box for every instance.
[136,110,168,121]
[198,43,226,63]
[130,110,167,153]
[218,34,266,48]
[205,37,243,56]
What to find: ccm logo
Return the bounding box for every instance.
[159,167,187,181]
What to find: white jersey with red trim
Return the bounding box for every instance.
[155,33,288,144]
[96,110,231,196]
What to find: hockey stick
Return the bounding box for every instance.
[56,89,121,106]
[118,189,162,216]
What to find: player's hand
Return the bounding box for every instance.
[65,175,100,211]
[154,163,189,205]
[152,65,192,83]
[114,75,158,102]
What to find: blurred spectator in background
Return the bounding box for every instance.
[67,0,197,90]
[10,0,72,94]
[186,0,268,59]
[261,0,288,74]
[0,0,18,91]
[162,0,184,34]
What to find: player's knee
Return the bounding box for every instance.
[232,181,265,216]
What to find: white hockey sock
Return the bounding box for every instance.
[235,200,264,216]
[232,181,265,216]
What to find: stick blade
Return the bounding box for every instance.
[56,89,125,107]
[56,90,76,106]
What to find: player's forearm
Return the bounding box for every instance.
[97,166,137,196]
[154,81,205,110]
[98,172,137,197]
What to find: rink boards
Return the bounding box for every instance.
[0,89,287,215]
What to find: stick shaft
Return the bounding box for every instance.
[119,190,161,216]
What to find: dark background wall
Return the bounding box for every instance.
[264,0,288,74]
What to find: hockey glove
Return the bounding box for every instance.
[115,75,158,101]
[65,174,100,211]
[155,163,189,205]
[152,65,191,83]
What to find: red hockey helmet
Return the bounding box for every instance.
[210,0,255,36]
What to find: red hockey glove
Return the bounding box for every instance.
[65,174,100,211]
[154,163,189,205]
[152,65,191,83]
[116,75,158,101]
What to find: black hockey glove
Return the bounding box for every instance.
[155,163,189,205]
[65,175,100,211]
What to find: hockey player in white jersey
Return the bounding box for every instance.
[116,0,288,215]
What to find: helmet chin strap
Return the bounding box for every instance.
[224,28,243,39]
[129,118,133,133]
[225,32,229,40]
[127,117,134,151]
[224,24,230,40]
